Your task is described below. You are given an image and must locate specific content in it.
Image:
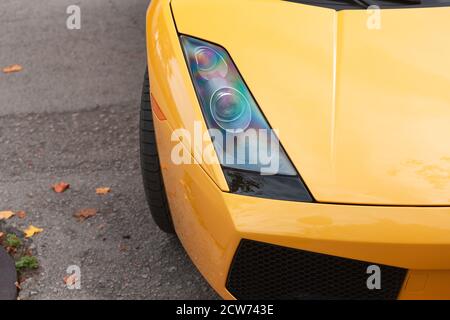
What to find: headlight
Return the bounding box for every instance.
[180,35,312,202]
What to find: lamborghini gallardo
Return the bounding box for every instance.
[140,0,450,299]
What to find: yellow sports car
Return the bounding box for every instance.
[141,0,450,299]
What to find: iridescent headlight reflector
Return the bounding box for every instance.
[180,35,296,176]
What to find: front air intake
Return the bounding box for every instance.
[227,240,407,300]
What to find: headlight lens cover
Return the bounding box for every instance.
[180,35,312,202]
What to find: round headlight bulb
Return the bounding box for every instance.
[210,87,251,132]
[194,46,228,80]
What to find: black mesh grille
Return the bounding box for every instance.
[227,240,407,300]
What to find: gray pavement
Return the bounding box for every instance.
[0,0,217,299]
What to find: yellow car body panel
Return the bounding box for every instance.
[146,0,229,191]
[146,0,450,299]
[154,110,450,299]
[172,0,450,206]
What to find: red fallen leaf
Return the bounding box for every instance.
[52,182,70,193]
[6,246,16,254]
[16,211,26,219]
[2,64,23,74]
[74,208,97,222]
[63,274,77,286]
[96,187,111,195]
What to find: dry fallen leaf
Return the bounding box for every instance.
[6,246,16,254]
[63,274,77,286]
[97,223,106,230]
[52,182,70,193]
[96,187,111,195]
[24,225,44,238]
[2,64,23,74]
[74,208,97,222]
[0,211,15,220]
[15,282,21,290]
[16,211,26,219]
[0,232,4,242]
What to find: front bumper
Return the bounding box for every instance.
[153,113,450,299]
[147,0,450,299]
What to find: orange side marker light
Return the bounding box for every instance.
[150,93,166,121]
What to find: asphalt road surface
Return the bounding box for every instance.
[0,0,217,299]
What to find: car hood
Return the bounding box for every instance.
[172,0,450,206]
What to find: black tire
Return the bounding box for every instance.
[140,68,175,234]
